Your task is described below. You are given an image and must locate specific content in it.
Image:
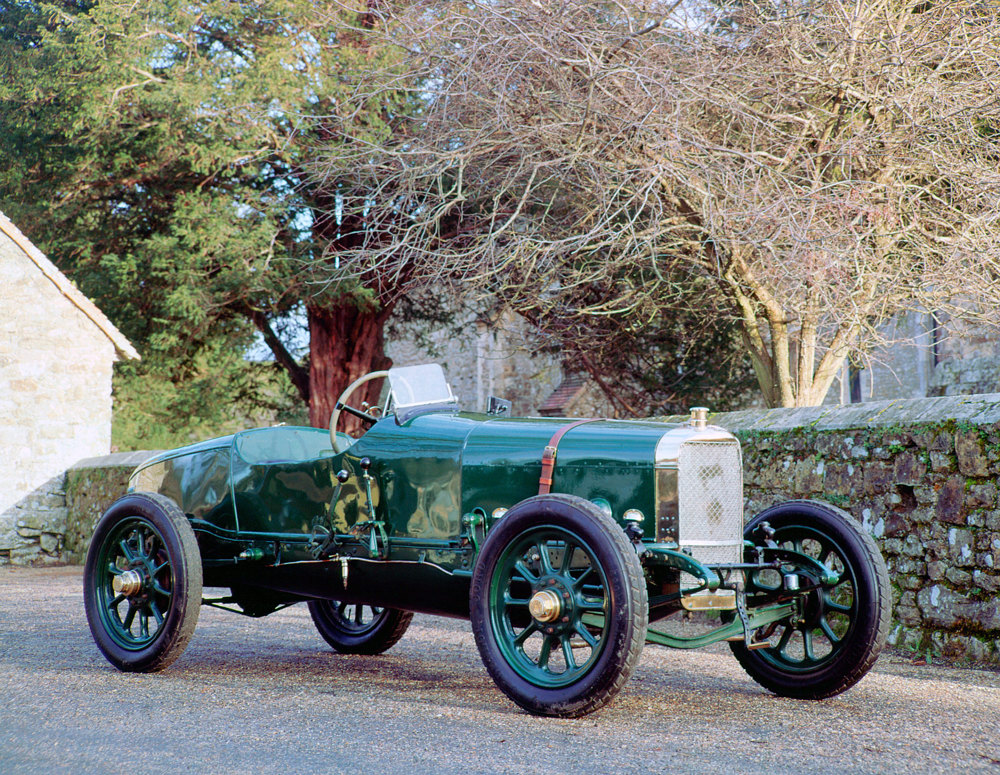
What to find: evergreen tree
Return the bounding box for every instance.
[0,0,408,446]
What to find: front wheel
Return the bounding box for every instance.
[308,600,413,654]
[471,494,647,717]
[731,500,891,699]
[83,492,202,672]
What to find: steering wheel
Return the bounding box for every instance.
[329,370,390,454]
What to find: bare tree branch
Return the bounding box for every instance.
[311,0,1000,407]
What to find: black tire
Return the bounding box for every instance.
[308,600,413,655]
[730,499,891,699]
[471,494,647,717]
[83,492,202,672]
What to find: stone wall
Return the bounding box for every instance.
[0,452,154,566]
[0,473,69,565]
[687,394,1000,666]
[63,452,157,563]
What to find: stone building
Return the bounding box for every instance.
[386,307,567,416]
[0,212,138,561]
[830,311,1000,405]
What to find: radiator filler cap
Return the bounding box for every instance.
[689,407,709,430]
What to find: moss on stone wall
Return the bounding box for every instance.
[61,451,159,563]
[63,466,133,562]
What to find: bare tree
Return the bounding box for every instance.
[313,0,1000,407]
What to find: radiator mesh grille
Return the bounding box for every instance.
[678,440,744,582]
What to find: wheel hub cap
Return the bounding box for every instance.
[112,569,144,597]
[528,589,562,622]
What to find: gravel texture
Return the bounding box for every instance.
[1,566,998,774]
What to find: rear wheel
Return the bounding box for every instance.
[730,500,890,699]
[83,492,202,672]
[471,494,647,717]
[308,600,413,654]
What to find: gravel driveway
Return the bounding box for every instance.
[1,565,997,774]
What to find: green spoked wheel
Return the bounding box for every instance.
[471,494,647,717]
[731,500,890,699]
[83,492,202,672]
[308,600,413,655]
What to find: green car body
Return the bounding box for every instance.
[84,364,892,717]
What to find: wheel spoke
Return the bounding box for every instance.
[537,635,553,669]
[733,513,890,696]
[514,560,538,584]
[802,630,816,662]
[560,636,577,671]
[748,567,781,592]
[487,521,627,696]
[825,597,852,614]
[537,543,555,575]
[513,621,539,647]
[354,606,364,625]
[87,509,204,659]
[572,566,593,590]
[773,624,794,655]
[818,616,842,645]
[132,529,149,560]
[559,541,576,574]
[118,539,136,563]
[574,622,599,648]
[122,603,137,631]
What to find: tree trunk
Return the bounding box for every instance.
[308,300,394,434]
[748,318,856,409]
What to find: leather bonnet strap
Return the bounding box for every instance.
[538,418,603,495]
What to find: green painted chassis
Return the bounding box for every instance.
[127,415,835,652]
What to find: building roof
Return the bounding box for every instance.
[0,211,139,360]
[538,372,587,416]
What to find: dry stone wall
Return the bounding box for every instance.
[0,473,68,564]
[0,451,155,565]
[687,394,1000,666]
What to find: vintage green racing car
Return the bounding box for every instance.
[84,363,891,717]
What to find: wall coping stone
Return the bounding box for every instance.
[69,451,165,470]
[662,392,1000,431]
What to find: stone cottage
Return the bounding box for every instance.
[1,211,138,561]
